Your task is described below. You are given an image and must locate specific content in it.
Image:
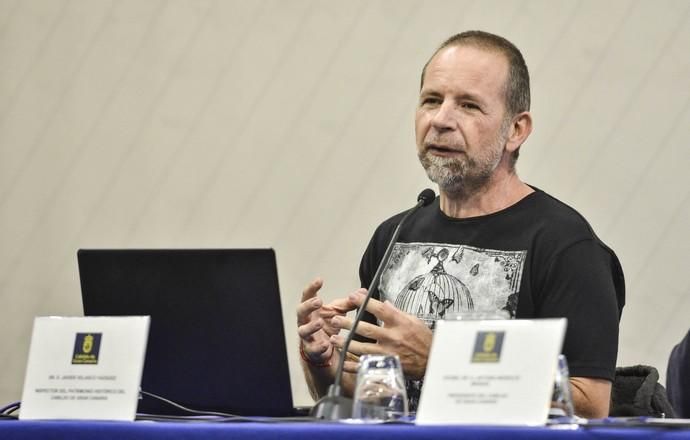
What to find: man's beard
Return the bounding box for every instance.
[418,122,510,196]
[418,153,493,195]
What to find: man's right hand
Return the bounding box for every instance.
[297,278,357,366]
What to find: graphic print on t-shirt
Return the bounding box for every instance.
[378,242,527,410]
[379,242,527,325]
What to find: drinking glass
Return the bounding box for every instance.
[352,354,408,422]
[550,354,575,420]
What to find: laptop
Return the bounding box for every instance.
[78,248,303,417]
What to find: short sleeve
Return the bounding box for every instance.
[537,239,622,381]
[355,221,396,342]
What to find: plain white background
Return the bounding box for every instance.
[1,0,689,407]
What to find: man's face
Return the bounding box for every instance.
[415,45,512,194]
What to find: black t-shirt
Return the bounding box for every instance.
[358,188,625,407]
[667,330,690,418]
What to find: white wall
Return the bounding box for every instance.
[1,0,688,407]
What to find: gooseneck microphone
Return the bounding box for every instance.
[312,188,436,420]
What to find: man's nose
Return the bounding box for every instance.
[430,101,456,131]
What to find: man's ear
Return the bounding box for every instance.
[506,111,533,153]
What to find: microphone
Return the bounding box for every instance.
[416,188,436,207]
[312,188,436,420]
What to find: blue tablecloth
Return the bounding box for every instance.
[1,420,690,440]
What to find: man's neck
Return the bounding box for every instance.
[439,171,534,219]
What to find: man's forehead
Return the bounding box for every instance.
[422,44,509,92]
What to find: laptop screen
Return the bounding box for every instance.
[77,248,295,416]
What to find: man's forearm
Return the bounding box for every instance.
[569,377,611,418]
[301,358,337,400]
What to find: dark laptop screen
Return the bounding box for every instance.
[78,248,294,416]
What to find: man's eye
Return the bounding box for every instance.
[461,102,479,110]
[421,97,441,106]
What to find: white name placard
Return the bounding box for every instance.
[20,316,149,421]
[416,318,566,426]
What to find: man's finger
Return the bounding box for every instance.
[297,319,323,339]
[351,320,387,341]
[346,339,393,357]
[317,307,341,320]
[302,340,332,361]
[296,296,322,325]
[326,296,359,314]
[331,316,386,341]
[330,315,353,330]
[330,335,391,357]
[300,278,323,302]
[342,360,359,374]
[347,290,397,323]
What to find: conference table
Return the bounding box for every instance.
[2,419,690,440]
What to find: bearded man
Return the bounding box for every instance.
[297,30,624,419]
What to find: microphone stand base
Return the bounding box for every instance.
[311,393,353,420]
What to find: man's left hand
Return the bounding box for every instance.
[329,289,432,379]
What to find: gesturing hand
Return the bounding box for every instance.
[296,278,357,366]
[329,289,433,379]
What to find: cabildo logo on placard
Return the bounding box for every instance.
[71,333,102,365]
[471,331,505,363]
